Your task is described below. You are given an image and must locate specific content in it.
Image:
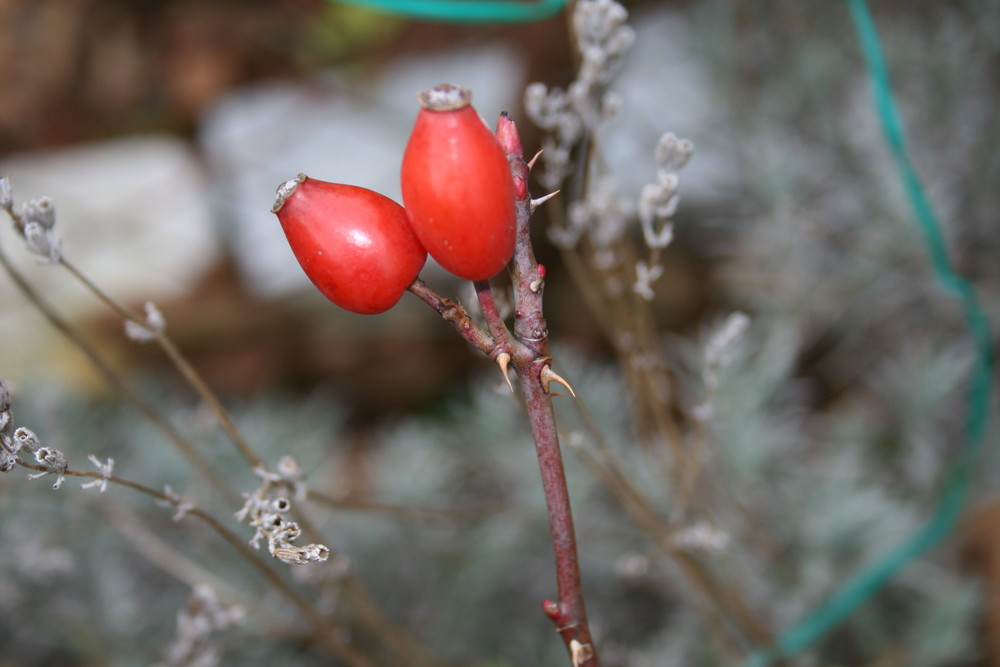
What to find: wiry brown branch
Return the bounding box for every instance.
[9,457,372,667]
[59,257,267,470]
[0,240,243,507]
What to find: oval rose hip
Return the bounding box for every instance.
[401,84,516,281]
[272,174,426,315]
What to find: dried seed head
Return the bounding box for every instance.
[22,196,56,229]
[271,497,291,513]
[673,521,731,552]
[0,380,11,437]
[704,312,751,367]
[34,447,67,472]
[163,584,244,666]
[655,132,694,172]
[13,427,40,454]
[633,260,665,301]
[27,445,68,489]
[271,543,330,565]
[0,449,15,473]
[23,221,62,263]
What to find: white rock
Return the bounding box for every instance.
[0,135,219,383]
[0,134,219,306]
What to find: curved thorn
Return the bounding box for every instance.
[527,149,543,170]
[496,352,514,393]
[540,365,576,397]
[530,190,560,213]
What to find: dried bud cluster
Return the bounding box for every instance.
[672,521,731,552]
[524,0,635,191]
[235,461,329,565]
[0,177,63,263]
[0,379,68,488]
[574,0,636,87]
[524,1,694,303]
[523,84,582,191]
[81,454,115,493]
[159,584,244,667]
[639,132,691,251]
[564,174,632,250]
[19,196,62,263]
[692,312,751,420]
[0,380,14,473]
[631,132,693,300]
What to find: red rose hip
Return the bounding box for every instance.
[401,84,517,281]
[272,174,426,314]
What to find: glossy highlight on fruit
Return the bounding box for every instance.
[272,174,426,314]
[401,83,516,281]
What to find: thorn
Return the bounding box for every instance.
[527,149,543,170]
[496,352,514,393]
[530,190,560,212]
[530,263,545,292]
[569,639,594,666]
[540,365,576,397]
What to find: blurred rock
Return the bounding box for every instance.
[0,135,219,386]
[607,6,738,206]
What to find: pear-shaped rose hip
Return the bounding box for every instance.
[401,84,516,281]
[272,174,426,315]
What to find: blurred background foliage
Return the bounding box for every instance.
[0,0,998,665]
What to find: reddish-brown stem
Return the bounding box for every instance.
[407,277,496,355]
[407,110,597,666]
[519,365,596,665]
[498,112,599,666]
[499,114,549,349]
[473,279,511,347]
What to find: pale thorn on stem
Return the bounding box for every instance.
[496,352,515,393]
[540,365,576,397]
[570,639,594,666]
[527,149,544,171]
[530,190,560,213]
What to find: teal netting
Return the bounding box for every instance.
[332,0,566,23]
[746,0,994,663]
